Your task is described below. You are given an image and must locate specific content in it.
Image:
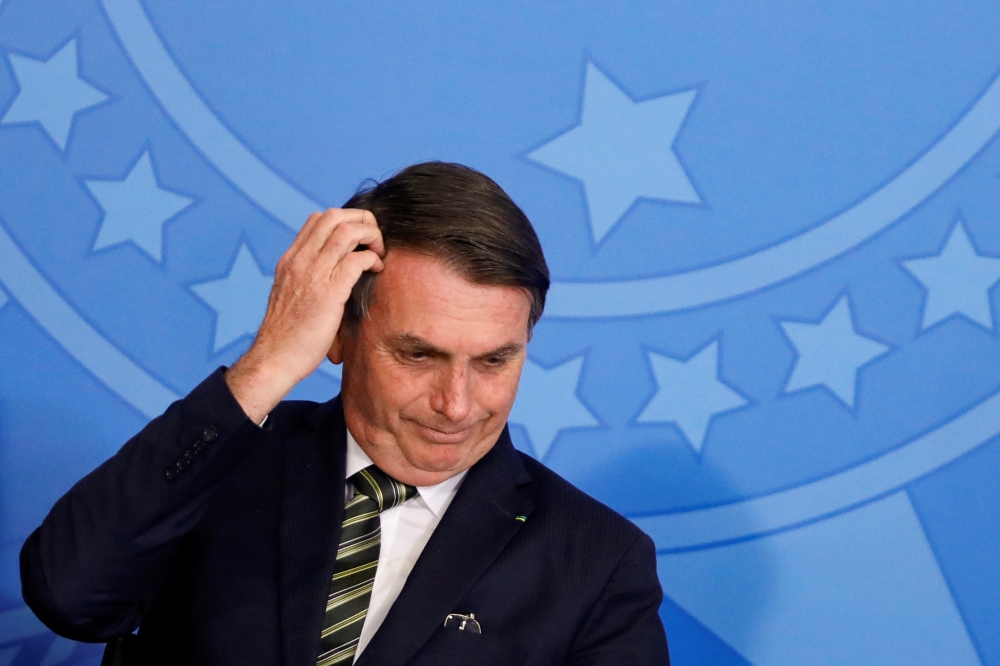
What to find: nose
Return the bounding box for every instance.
[430,363,473,423]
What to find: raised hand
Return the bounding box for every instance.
[225,209,384,424]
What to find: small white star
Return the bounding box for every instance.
[637,340,747,454]
[781,296,889,409]
[902,220,1000,331]
[2,39,107,150]
[191,244,273,352]
[509,356,599,459]
[529,61,700,244]
[86,152,193,262]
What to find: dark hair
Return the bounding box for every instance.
[341,162,550,333]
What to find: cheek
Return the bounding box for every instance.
[475,367,524,414]
[375,363,436,412]
[347,352,406,419]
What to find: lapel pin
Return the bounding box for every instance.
[515,515,527,522]
[444,612,482,634]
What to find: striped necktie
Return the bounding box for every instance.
[316,465,418,666]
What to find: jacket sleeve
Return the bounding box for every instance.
[19,368,272,642]
[568,531,671,665]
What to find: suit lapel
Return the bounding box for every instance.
[278,397,347,666]
[356,428,534,666]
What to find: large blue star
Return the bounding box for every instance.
[191,244,273,352]
[781,296,889,409]
[528,61,700,244]
[509,356,599,459]
[901,219,1000,331]
[86,152,193,262]
[637,340,747,454]
[2,39,107,150]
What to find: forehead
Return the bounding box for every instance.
[366,250,531,352]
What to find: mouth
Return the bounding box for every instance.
[411,421,476,444]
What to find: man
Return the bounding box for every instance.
[21,163,670,665]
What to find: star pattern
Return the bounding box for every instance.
[637,340,746,454]
[901,220,1000,331]
[2,12,1000,666]
[528,61,699,244]
[509,356,599,459]
[191,244,273,352]
[86,152,193,262]
[2,39,107,150]
[781,296,889,408]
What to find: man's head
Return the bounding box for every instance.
[341,162,549,332]
[330,162,550,486]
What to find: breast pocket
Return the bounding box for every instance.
[406,627,527,666]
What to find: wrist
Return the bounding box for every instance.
[225,349,301,424]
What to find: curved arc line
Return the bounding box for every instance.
[0,221,179,419]
[546,71,1000,317]
[100,0,323,231]
[632,386,1000,551]
[99,0,1000,319]
[14,0,995,554]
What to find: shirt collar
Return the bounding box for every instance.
[345,427,467,519]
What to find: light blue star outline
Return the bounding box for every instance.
[86,150,195,263]
[1,37,109,150]
[901,217,1000,332]
[528,60,701,245]
[191,243,274,353]
[779,294,890,410]
[636,338,748,456]
[509,355,600,460]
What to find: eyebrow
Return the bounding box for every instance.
[393,334,523,361]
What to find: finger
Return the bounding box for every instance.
[277,211,324,265]
[331,250,384,298]
[317,221,386,263]
[290,210,327,250]
[295,208,349,258]
[299,208,381,259]
[326,208,377,228]
[355,209,378,229]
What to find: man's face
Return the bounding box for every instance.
[337,249,531,487]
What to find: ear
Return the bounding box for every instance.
[327,327,345,365]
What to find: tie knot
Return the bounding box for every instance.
[350,465,417,512]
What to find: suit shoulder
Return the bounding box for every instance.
[265,398,325,434]
[516,451,645,544]
[270,398,319,418]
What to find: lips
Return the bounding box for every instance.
[410,420,477,444]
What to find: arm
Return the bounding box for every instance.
[20,209,385,641]
[568,532,671,665]
[19,369,266,641]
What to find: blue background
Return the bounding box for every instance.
[2,1,1000,664]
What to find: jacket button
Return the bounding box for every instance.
[165,469,177,480]
[192,440,205,454]
[176,458,190,471]
[202,426,218,443]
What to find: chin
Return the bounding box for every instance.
[408,445,470,473]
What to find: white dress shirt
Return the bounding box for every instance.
[344,428,467,660]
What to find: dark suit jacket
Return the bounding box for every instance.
[21,368,669,665]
